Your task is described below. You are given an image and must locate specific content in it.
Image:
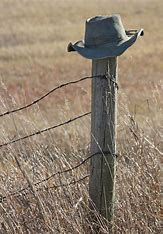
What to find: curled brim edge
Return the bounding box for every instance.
[67,29,144,59]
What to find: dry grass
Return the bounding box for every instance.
[0,97,161,233]
[0,0,162,233]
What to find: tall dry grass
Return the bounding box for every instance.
[0,85,161,233]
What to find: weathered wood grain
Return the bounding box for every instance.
[89,57,118,221]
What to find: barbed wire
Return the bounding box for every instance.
[0,74,119,148]
[35,151,98,186]
[0,73,120,201]
[0,75,104,118]
[0,174,89,203]
[0,111,91,148]
[0,150,116,202]
[39,174,89,190]
[0,151,100,202]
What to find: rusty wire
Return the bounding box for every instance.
[0,75,104,118]
[0,111,91,148]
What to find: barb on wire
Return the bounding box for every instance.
[0,111,91,148]
[42,174,89,190]
[0,75,104,118]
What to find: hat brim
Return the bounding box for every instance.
[67,29,143,59]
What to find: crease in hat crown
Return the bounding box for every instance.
[84,15,127,47]
[67,14,143,59]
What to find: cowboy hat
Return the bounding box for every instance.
[67,15,143,59]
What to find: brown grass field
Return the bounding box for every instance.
[0,0,162,233]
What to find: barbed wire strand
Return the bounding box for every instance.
[0,111,91,149]
[0,75,103,118]
[0,150,121,202]
[0,174,89,202]
[35,151,97,186]
[0,151,98,201]
[41,174,89,190]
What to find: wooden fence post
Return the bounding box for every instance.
[89,57,118,221]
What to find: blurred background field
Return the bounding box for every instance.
[0,0,162,141]
[0,0,162,233]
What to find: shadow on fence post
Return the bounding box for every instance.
[68,14,143,231]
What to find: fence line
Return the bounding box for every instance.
[0,75,104,118]
[0,73,118,204]
[0,111,91,148]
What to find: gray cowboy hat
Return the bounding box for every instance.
[67,14,143,59]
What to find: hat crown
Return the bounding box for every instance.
[84,15,127,47]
